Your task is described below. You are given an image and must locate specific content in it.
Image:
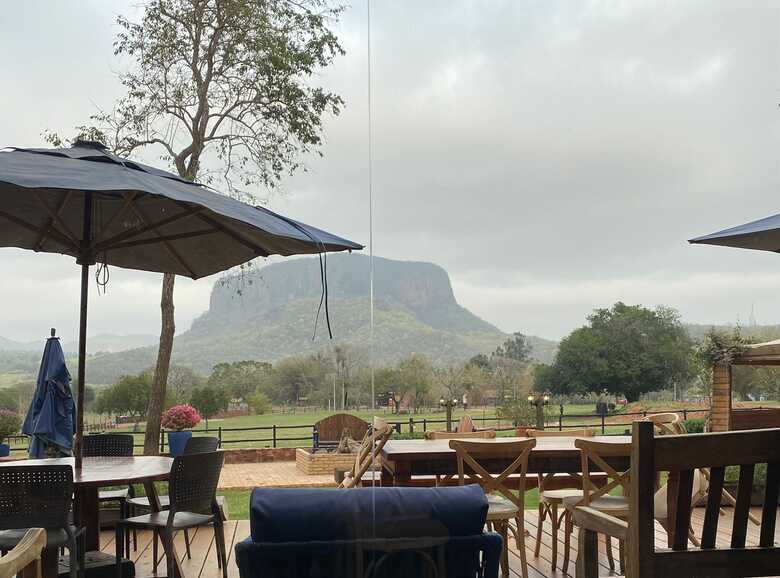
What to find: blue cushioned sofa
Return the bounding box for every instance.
[235,485,501,578]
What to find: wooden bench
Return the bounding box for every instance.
[574,421,780,578]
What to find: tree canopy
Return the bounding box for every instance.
[535,302,694,401]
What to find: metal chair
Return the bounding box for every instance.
[0,528,46,578]
[82,434,136,555]
[449,438,536,578]
[125,436,220,564]
[0,465,84,578]
[115,450,227,578]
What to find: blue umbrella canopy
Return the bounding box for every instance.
[0,140,362,465]
[689,213,780,252]
[22,333,76,458]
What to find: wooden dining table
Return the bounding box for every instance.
[0,456,182,578]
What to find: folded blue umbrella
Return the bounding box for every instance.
[22,335,76,458]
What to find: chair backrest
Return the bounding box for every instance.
[82,433,134,457]
[526,428,594,438]
[629,421,780,577]
[424,430,496,440]
[456,415,476,433]
[339,418,394,489]
[184,436,220,454]
[0,465,73,530]
[449,439,536,510]
[643,413,683,435]
[575,438,632,505]
[168,450,225,515]
[0,527,46,578]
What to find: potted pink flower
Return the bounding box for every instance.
[161,404,201,456]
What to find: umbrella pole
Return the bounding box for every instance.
[74,192,93,469]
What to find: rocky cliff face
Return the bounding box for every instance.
[82,254,556,383]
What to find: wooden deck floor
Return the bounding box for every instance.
[98,507,778,578]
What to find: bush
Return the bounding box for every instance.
[682,417,706,433]
[248,391,271,415]
[0,409,21,442]
[161,404,201,431]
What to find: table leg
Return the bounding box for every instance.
[144,480,184,578]
[666,470,679,547]
[38,545,58,578]
[74,486,100,551]
[393,461,412,486]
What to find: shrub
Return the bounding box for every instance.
[161,404,201,431]
[248,390,271,415]
[0,409,21,442]
[682,417,706,433]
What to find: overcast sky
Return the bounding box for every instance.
[1,0,780,345]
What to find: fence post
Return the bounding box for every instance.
[423,418,427,432]
[218,426,222,448]
[273,424,277,448]
[409,417,414,435]
[682,409,687,421]
[600,414,605,435]
[394,422,401,434]
[559,404,564,431]
[160,428,165,454]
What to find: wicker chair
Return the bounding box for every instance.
[450,438,536,578]
[126,436,220,565]
[82,434,136,555]
[116,450,227,578]
[0,528,46,578]
[0,465,84,578]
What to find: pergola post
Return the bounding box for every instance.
[710,362,732,432]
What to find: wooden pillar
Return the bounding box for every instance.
[710,362,732,432]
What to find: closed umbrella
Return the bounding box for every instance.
[21,329,76,458]
[0,140,362,466]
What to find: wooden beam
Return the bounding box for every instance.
[92,204,203,253]
[196,213,270,257]
[0,209,79,252]
[127,204,198,279]
[33,190,73,251]
[105,228,218,251]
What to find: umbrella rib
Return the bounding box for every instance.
[0,209,80,253]
[196,213,271,257]
[128,203,198,278]
[33,190,79,249]
[33,191,73,251]
[106,228,219,251]
[92,191,138,245]
[92,205,203,253]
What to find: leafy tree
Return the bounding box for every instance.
[95,373,153,421]
[248,390,271,415]
[69,0,345,455]
[167,366,205,402]
[189,385,228,427]
[264,354,331,404]
[493,332,533,364]
[395,354,434,414]
[0,390,18,412]
[543,302,695,402]
[208,361,272,401]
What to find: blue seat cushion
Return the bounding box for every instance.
[249,485,488,543]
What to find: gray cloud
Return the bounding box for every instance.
[1,0,779,344]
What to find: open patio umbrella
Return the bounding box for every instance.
[21,329,76,458]
[689,212,780,252]
[0,140,362,466]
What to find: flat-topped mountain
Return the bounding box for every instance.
[81,254,557,383]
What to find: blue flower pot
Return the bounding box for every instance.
[167,431,192,457]
[0,443,9,457]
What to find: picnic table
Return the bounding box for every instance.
[0,456,180,578]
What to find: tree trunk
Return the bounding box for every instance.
[144,273,176,455]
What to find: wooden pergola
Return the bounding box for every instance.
[711,339,780,431]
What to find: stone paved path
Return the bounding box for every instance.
[219,461,335,489]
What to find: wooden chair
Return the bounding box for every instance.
[339,417,394,489]
[563,438,632,574]
[457,414,476,433]
[449,438,536,578]
[526,428,596,573]
[575,422,780,578]
[0,528,46,578]
[424,430,496,440]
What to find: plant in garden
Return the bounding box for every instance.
[161,404,202,431]
[0,409,21,442]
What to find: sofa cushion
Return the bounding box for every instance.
[249,485,488,543]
